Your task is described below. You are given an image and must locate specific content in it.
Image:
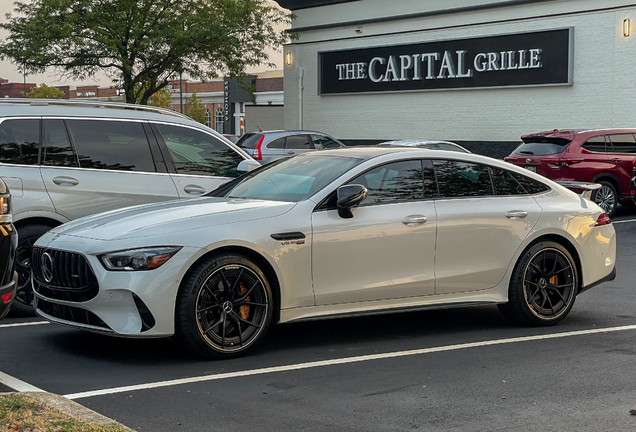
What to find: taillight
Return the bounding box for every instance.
[632,158,636,176]
[1,292,12,304]
[540,158,583,167]
[252,136,264,160]
[595,213,611,226]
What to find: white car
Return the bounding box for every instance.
[33,148,616,358]
[379,139,470,153]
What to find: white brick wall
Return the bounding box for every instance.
[284,0,636,142]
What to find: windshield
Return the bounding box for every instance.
[235,133,263,149]
[514,137,571,156]
[226,155,362,202]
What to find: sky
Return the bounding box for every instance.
[0,1,289,87]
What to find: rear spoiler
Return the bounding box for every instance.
[556,181,601,200]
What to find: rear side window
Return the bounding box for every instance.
[156,124,243,177]
[312,135,341,150]
[433,160,493,198]
[581,136,606,153]
[510,172,550,194]
[608,134,636,154]
[43,120,77,167]
[490,167,527,195]
[514,138,571,156]
[0,119,40,165]
[286,135,312,150]
[267,137,285,149]
[67,120,155,172]
[235,133,263,149]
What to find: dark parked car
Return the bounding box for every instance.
[505,129,636,216]
[0,177,17,320]
[236,130,346,164]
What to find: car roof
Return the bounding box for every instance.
[521,128,636,139]
[257,130,331,135]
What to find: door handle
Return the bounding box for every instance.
[402,215,427,226]
[612,158,623,163]
[52,176,79,186]
[505,211,528,219]
[184,185,206,195]
[286,151,295,155]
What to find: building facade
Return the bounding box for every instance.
[278,0,636,156]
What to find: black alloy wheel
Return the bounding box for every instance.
[11,224,51,316]
[593,181,617,217]
[499,241,578,326]
[176,254,273,358]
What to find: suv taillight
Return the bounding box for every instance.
[595,213,611,226]
[253,136,264,160]
[541,158,583,167]
[632,158,636,176]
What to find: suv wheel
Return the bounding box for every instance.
[12,224,51,316]
[593,181,617,217]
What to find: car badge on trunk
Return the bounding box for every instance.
[42,252,54,283]
[526,158,532,163]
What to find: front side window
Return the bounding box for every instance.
[348,160,424,205]
[286,135,312,150]
[581,136,606,153]
[43,120,77,167]
[0,119,40,165]
[312,135,341,150]
[156,123,243,177]
[66,120,155,172]
[608,134,636,154]
[433,160,494,198]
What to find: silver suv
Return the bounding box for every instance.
[236,130,346,164]
[0,99,255,314]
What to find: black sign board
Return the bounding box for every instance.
[319,29,572,95]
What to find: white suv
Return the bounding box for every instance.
[0,99,255,314]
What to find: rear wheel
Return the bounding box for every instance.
[592,181,617,217]
[176,254,273,358]
[499,241,578,326]
[11,224,51,316]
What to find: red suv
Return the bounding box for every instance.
[505,129,636,216]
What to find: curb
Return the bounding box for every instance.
[1,391,134,431]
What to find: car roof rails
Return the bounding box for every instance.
[0,98,192,120]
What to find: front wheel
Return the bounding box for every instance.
[498,241,578,326]
[176,254,273,359]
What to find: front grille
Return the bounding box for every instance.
[37,297,110,330]
[32,247,99,302]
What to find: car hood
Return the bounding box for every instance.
[51,197,296,241]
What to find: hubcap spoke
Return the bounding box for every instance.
[236,280,259,303]
[230,310,262,329]
[237,301,266,307]
[227,312,243,347]
[545,293,557,316]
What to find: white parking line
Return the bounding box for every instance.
[0,371,44,392]
[0,321,48,329]
[64,324,636,400]
[613,218,636,224]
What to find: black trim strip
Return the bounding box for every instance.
[579,266,616,295]
[271,232,306,241]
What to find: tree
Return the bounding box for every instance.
[25,83,65,99]
[0,0,291,104]
[185,92,207,124]
[136,85,172,108]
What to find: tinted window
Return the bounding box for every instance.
[0,119,40,165]
[608,134,636,154]
[235,133,263,149]
[490,167,526,195]
[286,135,312,150]
[581,136,606,153]
[43,120,77,167]
[510,172,550,194]
[157,124,243,177]
[66,120,155,172]
[267,137,285,149]
[348,160,423,205]
[514,138,571,156]
[433,160,493,198]
[312,135,341,150]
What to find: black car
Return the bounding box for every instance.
[0,178,17,320]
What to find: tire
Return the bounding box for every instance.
[10,224,52,317]
[592,180,618,217]
[175,253,274,359]
[498,241,579,326]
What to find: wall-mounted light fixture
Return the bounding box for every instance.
[624,19,631,37]
[286,52,293,66]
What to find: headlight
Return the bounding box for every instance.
[99,247,182,271]
[0,195,10,215]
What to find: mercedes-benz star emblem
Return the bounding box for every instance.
[526,158,532,164]
[41,252,54,283]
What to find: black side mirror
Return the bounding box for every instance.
[337,184,368,219]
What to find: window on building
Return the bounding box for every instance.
[215,107,224,133]
[205,108,211,128]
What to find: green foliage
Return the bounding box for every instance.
[0,0,292,104]
[25,83,65,99]
[185,92,207,124]
[134,83,172,108]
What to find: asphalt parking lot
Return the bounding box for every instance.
[2,209,636,431]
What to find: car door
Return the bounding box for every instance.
[152,123,246,197]
[311,159,437,305]
[606,134,636,198]
[40,118,179,220]
[432,160,542,294]
[262,136,286,164]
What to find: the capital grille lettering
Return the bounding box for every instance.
[319,29,572,95]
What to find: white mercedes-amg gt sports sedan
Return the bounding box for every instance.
[32,148,616,358]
